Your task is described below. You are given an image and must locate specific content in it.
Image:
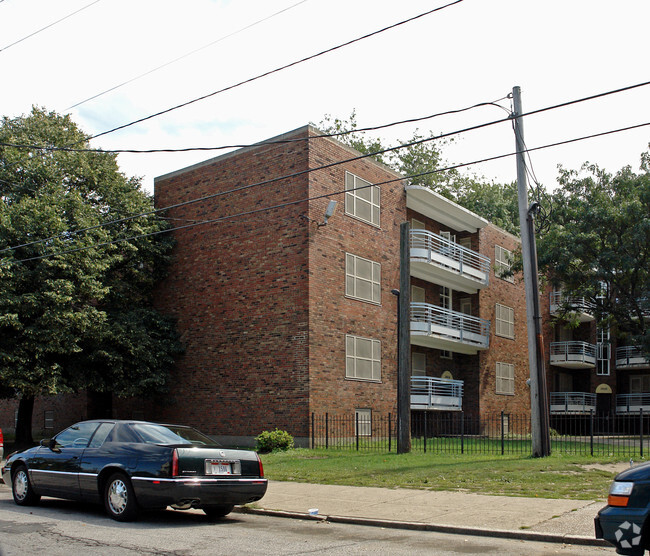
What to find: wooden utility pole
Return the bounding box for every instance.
[512,86,551,457]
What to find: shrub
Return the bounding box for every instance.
[255,428,294,453]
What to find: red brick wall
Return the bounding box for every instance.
[477,225,531,417]
[306,130,405,418]
[153,130,312,438]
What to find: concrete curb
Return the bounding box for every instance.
[235,506,611,548]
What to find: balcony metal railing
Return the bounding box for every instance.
[410,229,490,287]
[616,346,650,369]
[616,394,650,415]
[549,291,595,316]
[410,302,490,349]
[411,376,463,411]
[550,392,596,414]
[550,341,597,367]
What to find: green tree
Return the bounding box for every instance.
[316,112,521,235]
[0,107,182,444]
[537,154,650,353]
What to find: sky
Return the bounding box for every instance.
[1,0,649,195]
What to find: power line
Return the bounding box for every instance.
[83,1,465,143]
[1,97,508,155]
[8,119,650,264]
[0,0,102,53]
[64,0,310,111]
[2,109,512,255]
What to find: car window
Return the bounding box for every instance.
[131,423,197,445]
[88,422,114,448]
[106,423,141,444]
[164,425,220,446]
[54,422,100,448]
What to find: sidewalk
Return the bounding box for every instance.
[241,481,610,547]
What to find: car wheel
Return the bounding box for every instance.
[104,473,138,521]
[12,466,40,506]
[203,504,234,520]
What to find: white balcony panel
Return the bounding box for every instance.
[616,346,650,369]
[549,291,595,322]
[550,341,596,369]
[410,230,489,293]
[411,376,463,411]
[616,394,650,415]
[550,392,596,414]
[410,302,490,355]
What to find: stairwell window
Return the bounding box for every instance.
[345,171,380,226]
[495,245,514,282]
[496,362,515,395]
[346,335,381,381]
[495,303,515,339]
[346,253,381,304]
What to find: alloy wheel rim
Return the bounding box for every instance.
[108,479,128,514]
[14,470,28,500]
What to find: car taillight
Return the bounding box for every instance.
[256,453,264,478]
[172,449,179,477]
[608,481,634,507]
[0,428,3,447]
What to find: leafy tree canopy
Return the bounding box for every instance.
[537,154,650,352]
[316,111,521,235]
[0,108,182,434]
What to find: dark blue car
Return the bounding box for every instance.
[596,462,650,555]
[1,419,267,521]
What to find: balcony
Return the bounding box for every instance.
[411,376,463,411]
[549,291,595,322]
[410,302,490,355]
[410,229,490,294]
[550,392,596,414]
[550,341,596,369]
[616,394,650,415]
[616,346,650,370]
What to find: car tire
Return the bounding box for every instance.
[12,465,40,506]
[104,473,138,521]
[203,504,234,520]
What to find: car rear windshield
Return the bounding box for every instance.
[130,423,218,446]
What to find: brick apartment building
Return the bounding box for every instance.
[148,125,531,445]
[0,125,538,443]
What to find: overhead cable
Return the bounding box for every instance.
[8,119,650,263]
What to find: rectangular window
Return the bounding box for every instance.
[630,375,650,393]
[345,172,380,226]
[346,253,381,304]
[440,350,453,360]
[495,303,515,339]
[44,410,54,430]
[496,362,515,395]
[440,286,452,310]
[355,409,372,436]
[411,285,425,303]
[346,335,381,381]
[495,245,514,282]
[412,352,426,376]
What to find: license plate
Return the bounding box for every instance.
[205,460,232,475]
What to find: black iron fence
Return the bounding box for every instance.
[310,411,650,457]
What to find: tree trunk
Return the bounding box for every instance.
[15,394,35,447]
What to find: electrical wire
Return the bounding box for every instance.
[64,0,310,111]
[81,1,465,143]
[0,0,102,53]
[7,119,650,264]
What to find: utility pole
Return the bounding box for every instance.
[396,222,411,454]
[512,86,551,457]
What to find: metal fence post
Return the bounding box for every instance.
[590,409,594,457]
[424,413,427,453]
[356,412,360,451]
[388,413,392,453]
[461,412,465,454]
[311,412,315,449]
[501,411,505,455]
[325,413,329,450]
[641,409,644,459]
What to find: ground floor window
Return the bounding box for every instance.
[355,408,372,436]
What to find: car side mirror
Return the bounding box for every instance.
[44,438,61,452]
[40,438,50,447]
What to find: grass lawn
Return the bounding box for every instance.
[261,448,639,500]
